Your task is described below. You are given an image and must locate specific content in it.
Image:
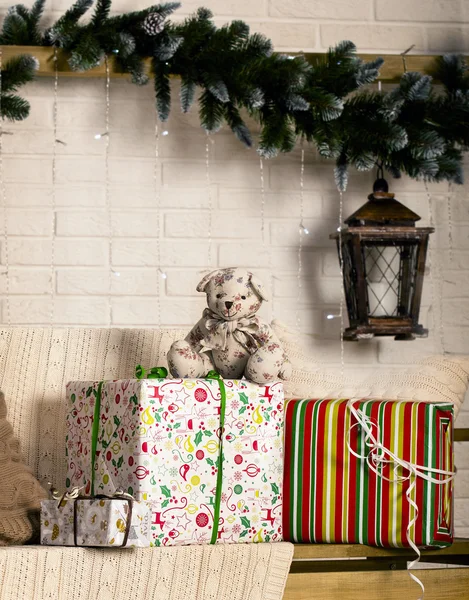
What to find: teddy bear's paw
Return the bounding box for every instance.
[278,360,293,381]
[167,340,207,378]
[244,364,276,385]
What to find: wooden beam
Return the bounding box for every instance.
[0,45,144,78]
[284,568,469,600]
[306,53,448,82]
[0,45,462,82]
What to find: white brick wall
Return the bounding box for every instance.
[0,0,468,537]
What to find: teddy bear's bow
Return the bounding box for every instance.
[203,312,262,353]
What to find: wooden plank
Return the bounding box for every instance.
[284,568,469,600]
[1,46,466,81]
[455,428,469,442]
[290,557,408,574]
[422,555,469,566]
[293,538,469,560]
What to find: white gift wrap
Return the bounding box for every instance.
[66,378,284,546]
[40,497,152,547]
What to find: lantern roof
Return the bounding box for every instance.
[345,191,422,227]
[345,179,422,227]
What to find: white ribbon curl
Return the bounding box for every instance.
[346,399,456,600]
[48,484,85,508]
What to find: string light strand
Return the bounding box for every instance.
[154,118,162,327]
[296,147,305,328]
[447,181,454,264]
[338,190,345,376]
[104,57,113,326]
[259,157,266,246]
[259,155,274,320]
[424,182,445,353]
[206,133,213,267]
[49,48,59,325]
[0,50,10,325]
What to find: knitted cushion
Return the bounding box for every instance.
[354,355,469,416]
[272,320,469,418]
[0,391,48,545]
[271,320,350,398]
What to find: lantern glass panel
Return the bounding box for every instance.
[363,241,419,319]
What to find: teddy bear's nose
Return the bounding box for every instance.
[225,301,234,310]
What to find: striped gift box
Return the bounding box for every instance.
[283,399,454,548]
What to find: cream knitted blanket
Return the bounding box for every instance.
[0,542,294,600]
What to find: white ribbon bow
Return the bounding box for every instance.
[49,484,85,507]
[346,399,455,600]
[202,310,261,353]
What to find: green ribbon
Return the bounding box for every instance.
[205,370,226,545]
[90,367,168,495]
[90,381,104,497]
[88,367,226,544]
[135,365,168,380]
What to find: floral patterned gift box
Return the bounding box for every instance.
[41,497,152,547]
[66,375,284,546]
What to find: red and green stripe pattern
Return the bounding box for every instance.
[283,399,453,548]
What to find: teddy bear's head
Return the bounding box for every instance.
[196,267,268,321]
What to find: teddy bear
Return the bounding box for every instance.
[167,267,292,384]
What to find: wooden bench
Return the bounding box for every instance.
[284,427,469,600]
[285,539,469,599]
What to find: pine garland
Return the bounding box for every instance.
[0,55,38,121]
[0,1,469,189]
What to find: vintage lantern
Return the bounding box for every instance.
[330,178,434,340]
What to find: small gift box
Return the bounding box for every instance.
[40,495,152,547]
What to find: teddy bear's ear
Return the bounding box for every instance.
[249,273,269,302]
[196,270,217,293]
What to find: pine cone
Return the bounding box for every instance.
[143,13,165,36]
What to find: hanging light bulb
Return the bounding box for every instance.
[94,132,109,140]
[299,222,309,235]
[161,130,169,136]
[112,269,121,277]
[326,314,340,320]
[158,268,167,279]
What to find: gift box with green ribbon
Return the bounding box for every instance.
[66,368,284,546]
